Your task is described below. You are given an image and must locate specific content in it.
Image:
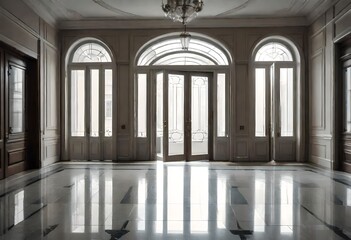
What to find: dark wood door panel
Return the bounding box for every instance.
[0,44,39,180]
[0,48,4,179]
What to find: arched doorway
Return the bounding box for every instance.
[251,38,301,161]
[135,33,232,161]
[66,39,115,160]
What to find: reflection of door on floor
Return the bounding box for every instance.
[156,71,212,161]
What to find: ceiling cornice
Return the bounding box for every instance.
[306,0,339,24]
[59,17,308,30]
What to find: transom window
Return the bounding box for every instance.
[255,42,293,62]
[137,37,229,66]
[72,42,112,63]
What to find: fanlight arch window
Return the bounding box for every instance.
[68,40,114,143]
[255,42,293,62]
[137,37,230,66]
[71,42,112,63]
[253,40,296,139]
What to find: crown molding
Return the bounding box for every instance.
[59,17,308,30]
[306,0,339,24]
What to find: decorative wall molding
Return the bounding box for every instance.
[59,17,308,30]
[310,49,326,131]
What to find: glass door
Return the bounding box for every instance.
[272,63,296,161]
[157,71,211,161]
[254,63,296,161]
[69,66,113,160]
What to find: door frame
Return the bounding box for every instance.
[68,63,114,160]
[151,70,213,161]
[252,61,297,162]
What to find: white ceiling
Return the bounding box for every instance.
[23,0,337,28]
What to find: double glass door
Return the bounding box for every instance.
[69,66,113,160]
[156,71,212,161]
[255,63,296,161]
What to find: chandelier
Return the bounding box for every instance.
[162,0,204,24]
[162,0,204,50]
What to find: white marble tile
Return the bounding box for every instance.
[0,162,350,239]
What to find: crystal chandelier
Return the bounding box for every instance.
[162,0,204,50]
[162,0,204,25]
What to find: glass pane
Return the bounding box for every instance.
[9,66,25,133]
[90,69,99,137]
[105,69,113,137]
[280,68,294,137]
[255,68,266,137]
[255,42,293,62]
[168,74,184,156]
[345,67,351,132]
[72,43,112,63]
[156,73,164,157]
[71,70,85,136]
[217,73,226,137]
[137,74,147,137]
[191,76,208,155]
[137,38,229,66]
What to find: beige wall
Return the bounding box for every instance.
[309,0,351,169]
[0,0,60,166]
[61,26,307,161]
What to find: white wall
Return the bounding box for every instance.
[309,0,351,169]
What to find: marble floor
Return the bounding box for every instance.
[0,162,351,240]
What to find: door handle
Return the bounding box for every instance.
[163,121,167,128]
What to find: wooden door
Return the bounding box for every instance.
[5,54,27,177]
[341,59,351,173]
[0,49,4,179]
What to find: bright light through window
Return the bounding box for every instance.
[138,37,229,66]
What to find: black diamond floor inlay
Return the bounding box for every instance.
[105,220,130,240]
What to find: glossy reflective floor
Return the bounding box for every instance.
[0,162,351,240]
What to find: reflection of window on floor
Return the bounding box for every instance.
[14,190,24,225]
[254,173,266,232]
[91,173,99,232]
[217,177,226,229]
[156,162,164,233]
[72,177,85,233]
[138,178,146,231]
[168,167,184,234]
[191,167,209,233]
[280,177,293,234]
[105,173,113,230]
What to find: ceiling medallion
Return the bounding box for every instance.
[162,0,204,50]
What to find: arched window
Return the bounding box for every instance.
[137,37,230,66]
[252,38,299,161]
[71,42,112,63]
[67,40,114,160]
[255,42,293,62]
